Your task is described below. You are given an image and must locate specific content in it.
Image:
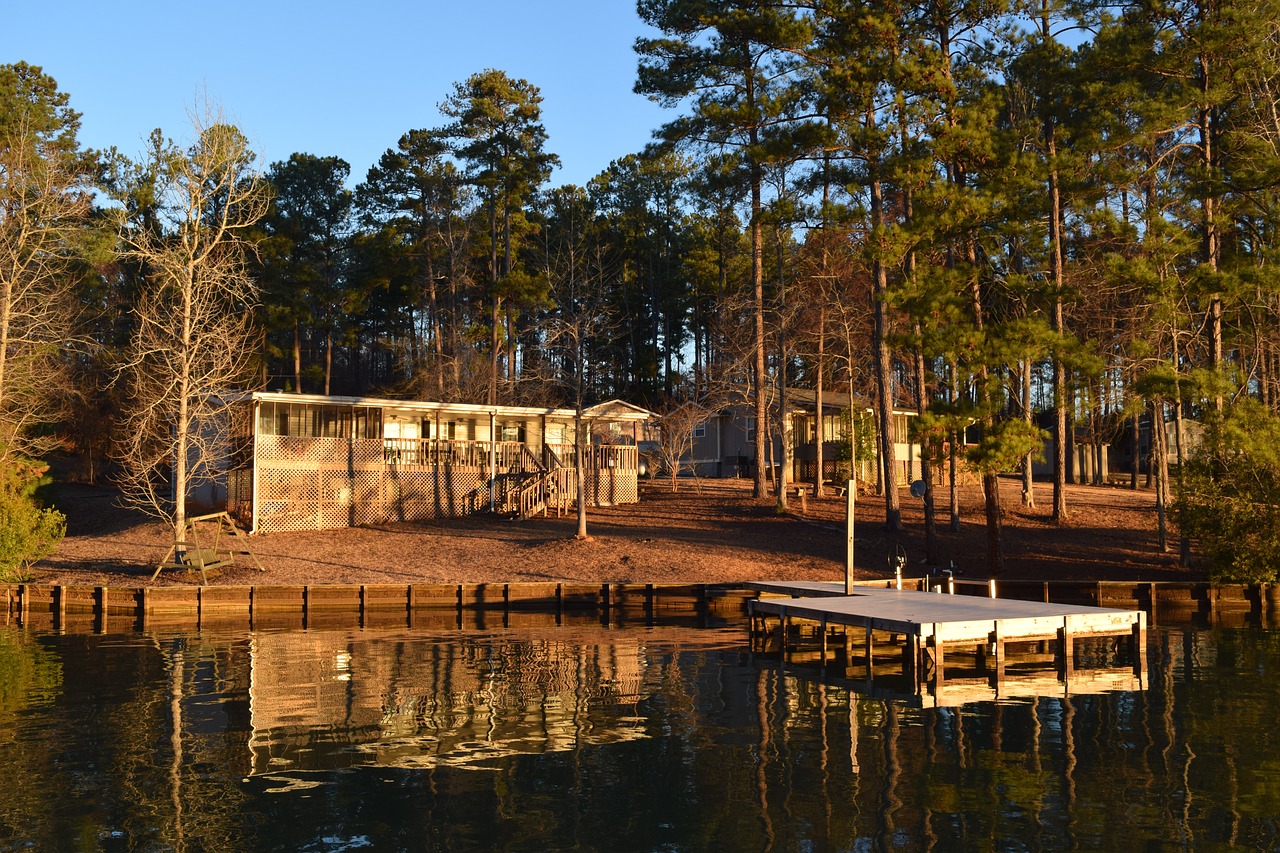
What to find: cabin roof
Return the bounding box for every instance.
[248,391,654,422]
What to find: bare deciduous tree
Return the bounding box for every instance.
[0,62,95,461]
[113,105,269,551]
[655,395,722,492]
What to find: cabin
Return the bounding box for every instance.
[678,389,923,485]
[217,392,654,533]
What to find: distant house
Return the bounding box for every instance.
[678,389,924,485]
[1108,413,1203,477]
[209,392,654,533]
[1020,410,1111,484]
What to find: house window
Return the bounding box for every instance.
[500,423,524,442]
[746,417,756,440]
[892,414,910,445]
[354,407,381,440]
[693,424,706,439]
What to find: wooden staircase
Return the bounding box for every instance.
[493,446,561,520]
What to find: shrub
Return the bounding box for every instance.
[0,457,66,583]
[1173,399,1280,583]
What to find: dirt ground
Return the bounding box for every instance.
[29,475,1203,588]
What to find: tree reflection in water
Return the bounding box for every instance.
[0,623,1276,851]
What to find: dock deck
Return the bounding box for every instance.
[746,580,1147,701]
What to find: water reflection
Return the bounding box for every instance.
[246,628,737,773]
[0,623,1276,851]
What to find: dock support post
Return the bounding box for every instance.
[843,624,854,670]
[1132,611,1148,678]
[989,627,1005,683]
[865,624,874,678]
[927,633,944,692]
[1058,617,1075,680]
[819,615,829,672]
[903,632,919,683]
[778,613,788,662]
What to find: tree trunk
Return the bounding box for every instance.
[984,472,1004,576]
[949,360,961,531]
[868,119,900,531]
[1130,411,1140,489]
[293,320,302,393]
[1022,358,1035,507]
[814,302,826,498]
[1154,398,1169,553]
[575,412,588,540]
[915,335,938,564]
[488,198,500,405]
[778,341,790,510]
[324,328,333,396]
[750,160,767,500]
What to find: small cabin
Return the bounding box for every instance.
[222,392,654,533]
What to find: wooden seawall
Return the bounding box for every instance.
[2,578,1271,634]
[0,582,755,633]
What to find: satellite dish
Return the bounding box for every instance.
[909,480,926,499]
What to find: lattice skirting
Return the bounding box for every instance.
[548,470,639,510]
[251,465,639,533]
[252,466,488,533]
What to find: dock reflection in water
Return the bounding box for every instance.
[0,622,1277,851]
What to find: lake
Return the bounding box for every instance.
[0,617,1276,851]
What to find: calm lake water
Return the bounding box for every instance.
[0,617,1276,852]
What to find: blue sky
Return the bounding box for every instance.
[9,0,671,188]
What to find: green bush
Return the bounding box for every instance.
[0,457,65,583]
[1173,399,1280,583]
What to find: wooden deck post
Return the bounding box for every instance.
[845,482,855,594]
[819,615,828,671]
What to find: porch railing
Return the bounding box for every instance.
[380,438,526,469]
[257,435,636,474]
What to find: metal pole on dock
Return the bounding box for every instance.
[845,479,855,594]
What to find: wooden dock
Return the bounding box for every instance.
[746,581,1147,702]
